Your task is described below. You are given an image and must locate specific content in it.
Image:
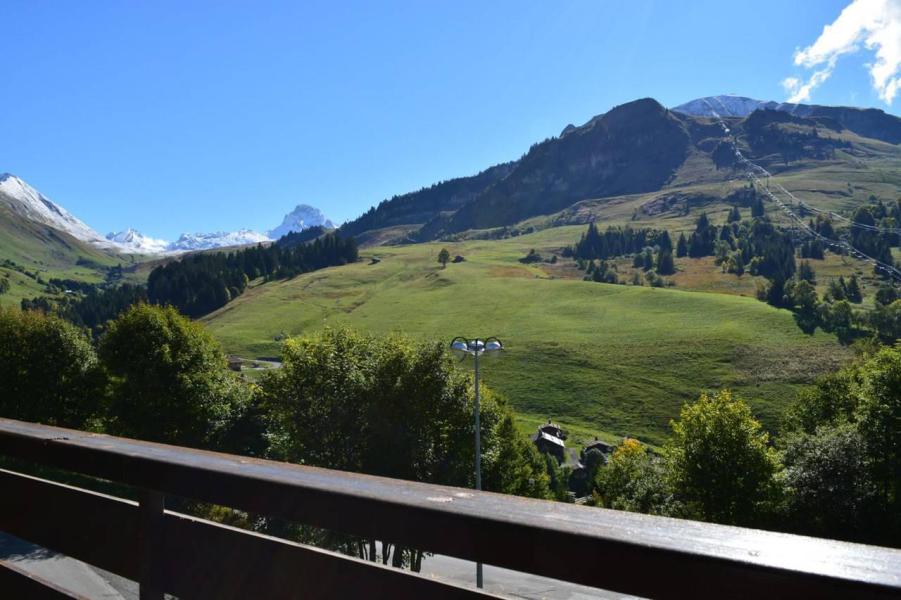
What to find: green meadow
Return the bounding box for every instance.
[204,227,850,446]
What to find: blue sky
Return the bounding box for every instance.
[1,0,897,239]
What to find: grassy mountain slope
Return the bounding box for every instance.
[203,227,849,446]
[0,202,125,306]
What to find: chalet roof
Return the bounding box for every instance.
[585,439,614,449]
[537,431,565,448]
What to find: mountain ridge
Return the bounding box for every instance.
[335,96,901,244]
[673,95,901,144]
[1,173,334,255]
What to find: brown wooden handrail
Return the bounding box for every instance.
[0,418,899,599]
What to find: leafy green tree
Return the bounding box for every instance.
[782,424,880,540]
[725,251,745,276]
[783,369,857,436]
[0,277,9,295]
[595,438,673,515]
[855,347,901,528]
[781,347,901,545]
[875,285,899,306]
[821,300,856,343]
[0,307,103,429]
[261,327,550,567]
[868,300,901,342]
[437,248,450,268]
[665,390,781,525]
[263,328,537,490]
[544,453,571,502]
[99,305,253,449]
[483,415,552,499]
[788,279,819,333]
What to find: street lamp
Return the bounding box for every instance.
[450,336,503,589]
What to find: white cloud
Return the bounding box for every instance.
[785,0,900,105]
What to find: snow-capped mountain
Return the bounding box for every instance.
[105,228,270,253]
[105,228,170,254]
[0,173,119,249]
[3,173,333,255]
[167,229,270,252]
[672,95,772,117]
[268,204,334,240]
[671,94,821,118]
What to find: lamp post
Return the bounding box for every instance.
[450,336,503,589]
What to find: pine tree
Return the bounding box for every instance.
[727,206,742,223]
[676,233,688,257]
[828,277,847,301]
[798,261,816,284]
[751,196,765,218]
[846,274,863,303]
[642,249,654,271]
[657,230,673,251]
[656,249,675,275]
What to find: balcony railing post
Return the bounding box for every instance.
[139,489,165,600]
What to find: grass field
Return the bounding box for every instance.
[204,227,850,446]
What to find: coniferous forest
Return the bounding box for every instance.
[22,233,359,326]
[148,233,358,317]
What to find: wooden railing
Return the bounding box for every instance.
[0,418,899,599]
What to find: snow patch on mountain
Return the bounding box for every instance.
[672,95,773,118]
[268,204,334,240]
[0,173,119,249]
[671,94,822,118]
[167,229,270,252]
[105,228,170,254]
[2,173,333,255]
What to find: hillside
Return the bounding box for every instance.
[205,96,898,447]
[0,200,125,307]
[422,99,691,238]
[203,227,850,446]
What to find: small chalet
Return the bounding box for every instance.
[533,430,566,463]
[532,419,567,463]
[537,419,567,441]
[581,437,615,461]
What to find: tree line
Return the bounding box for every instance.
[3,303,899,553]
[570,223,672,262]
[147,233,358,317]
[0,306,548,570]
[21,233,359,328]
[580,347,901,548]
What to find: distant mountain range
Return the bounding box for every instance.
[0,173,333,256]
[672,95,901,144]
[336,95,901,243]
[4,93,899,264]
